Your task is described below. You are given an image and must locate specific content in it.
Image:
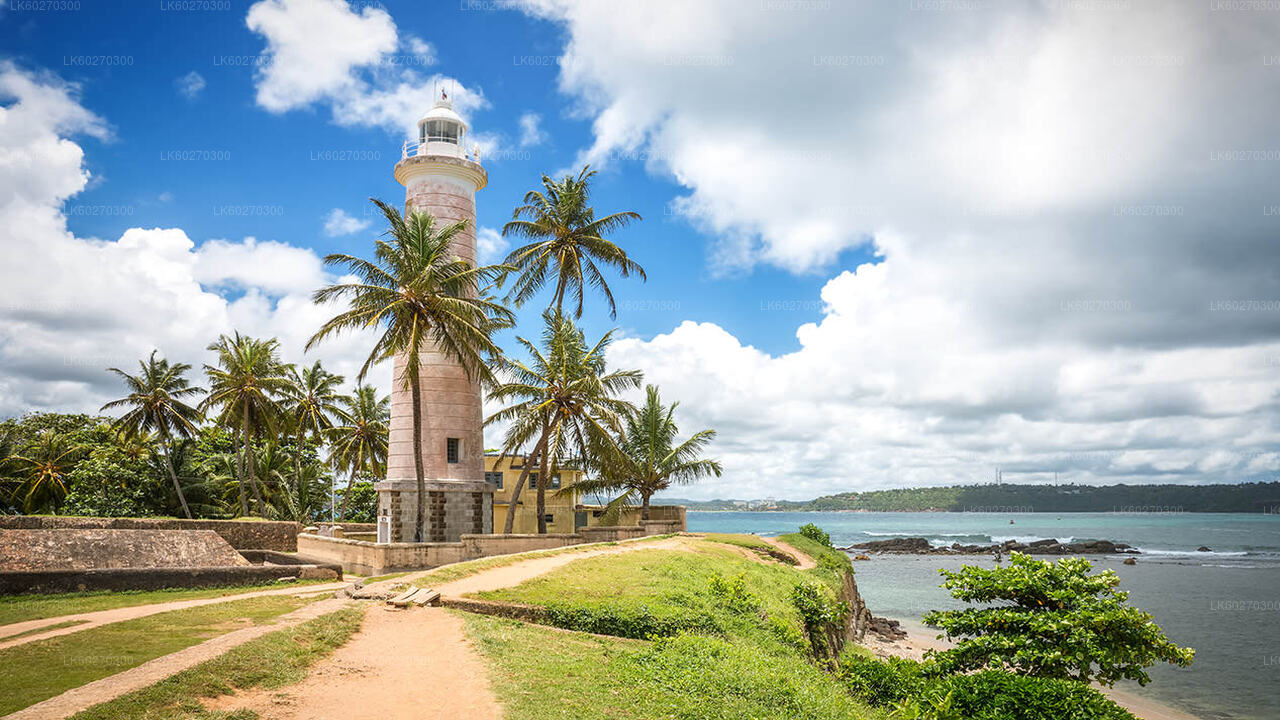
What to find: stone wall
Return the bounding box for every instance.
[376,480,492,543]
[0,529,249,572]
[298,523,680,576]
[0,564,339,595]
[0,516,300,551]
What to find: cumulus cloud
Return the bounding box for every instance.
[245,0,486,137]
[517,112,546,147]
[518,0,1280,496]
[174,71,205,100]
[0,63,385,417]
[476,226,509,264]
[322,208,371,237]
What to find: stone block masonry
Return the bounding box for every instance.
[376,480,493,543]
[0,529,249,572]
[0,516,301,551]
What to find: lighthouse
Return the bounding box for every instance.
[376,90,493,543]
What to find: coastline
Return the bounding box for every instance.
[860,617,1202,720]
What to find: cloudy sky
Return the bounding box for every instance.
[1,0,1277,499]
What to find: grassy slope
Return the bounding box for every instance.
[0,594,317,715]
[410,534,675,589]
[0,579,330,628]
[70,606,364,720]
[465,534,884,720]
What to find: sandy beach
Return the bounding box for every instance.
[860,618,1202,720]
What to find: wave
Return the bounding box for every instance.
[1137,548,1250,557]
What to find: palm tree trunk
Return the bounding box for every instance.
[536,445,549,534]
[641,492,651,522]
[235,425,248,516]
[410,367,427,543]
[340,469,355,520]
[502,432,546,534]
[159,427,192,519]
[243,404,263,515]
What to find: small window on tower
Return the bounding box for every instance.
[446,438,460,464]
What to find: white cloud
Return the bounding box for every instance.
[322,208,371,237]
[520,0,1280,497]
[517,112,546,147]
[476,226,509,264]
[0,64,387,417]
[245,0,486,138]
[175,71,205,100]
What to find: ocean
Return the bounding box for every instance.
[687,511,1280,720]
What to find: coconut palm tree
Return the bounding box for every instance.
[486,309,642,533]
[284,361,345,493]
[578,384,722,522]
[308,199,514,542]
[7,430,83,513]
[328,385,389,520]
[202,333,291,516]
[501,165,645,319]
[101,351,204,518]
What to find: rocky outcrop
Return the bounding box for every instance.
[842,537,1137,555]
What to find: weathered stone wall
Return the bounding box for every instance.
[298,523,681,575]
[0,564,339,595]
[376,481,492,543]
[0,517,300,551]
[0,529,249,571]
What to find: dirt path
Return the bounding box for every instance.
[7,598,351,720]
[207,605,502,720]
[760,536,816,570]
[0,582,348,651]
[213,537,693,720]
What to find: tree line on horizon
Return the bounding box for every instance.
[0,167,722,536]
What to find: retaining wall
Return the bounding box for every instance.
[0,564,340,595]
[0,517,301,551]
[298,520,683,575]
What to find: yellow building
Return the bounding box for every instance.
[486,453,690,534]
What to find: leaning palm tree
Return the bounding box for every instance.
[486,309,642,533]
[284,361,345,492]
[577,384,721,523]
[502,165,645,319]
[327,385,389,520]
[308,199,514,542]
[101,351,204,518]
[7,430,83,513]
[202,333,291,516]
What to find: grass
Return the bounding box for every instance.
[0,593,319,715]
[465,611,884,720]
[70,606,364,720]
[0,579,333,628]
[410,533,674,588]
[703,532,800,565]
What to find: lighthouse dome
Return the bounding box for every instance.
[417,91,467,146]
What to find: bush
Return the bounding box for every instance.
[838,654,1138,720]
[707,572,760,614]
[544,602,718,640]
[923,553,1194,686]
[798,523,832,547]
[791,580,848,660]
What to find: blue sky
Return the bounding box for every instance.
[1,0,866,357]
[2,0,1278,499]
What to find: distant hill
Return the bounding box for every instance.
[667,483,1280,513]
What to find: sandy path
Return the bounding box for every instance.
[760,536,816,570]
[208,605,502,720]
[7,598,351,720]
[0,582,349,651]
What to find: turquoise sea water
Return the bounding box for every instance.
[688,511,1280,720]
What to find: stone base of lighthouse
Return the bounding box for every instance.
[375,479,493,543]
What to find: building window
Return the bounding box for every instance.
[446,438,460,464]
[549,474,561,489]
[485,471,503,489]
[543,514,554,524]
[527,473,538,490]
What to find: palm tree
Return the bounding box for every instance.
[502,165,645,319]
[7,430,82,513]
[328,385,389,520]
[308,199,514,542]
[202,333,291,516]
[101,351,204,518]
[577,384,722,522]
[486,310,642,533]
[284,361,345,497]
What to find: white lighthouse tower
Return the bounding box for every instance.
[376,90,492,543]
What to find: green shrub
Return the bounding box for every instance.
[923,553,1194,686]
[798,523,832,547]
[543,602,718,640]
[791,581,848,659]
[838,654,1138,720]
[707,572,760,614]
